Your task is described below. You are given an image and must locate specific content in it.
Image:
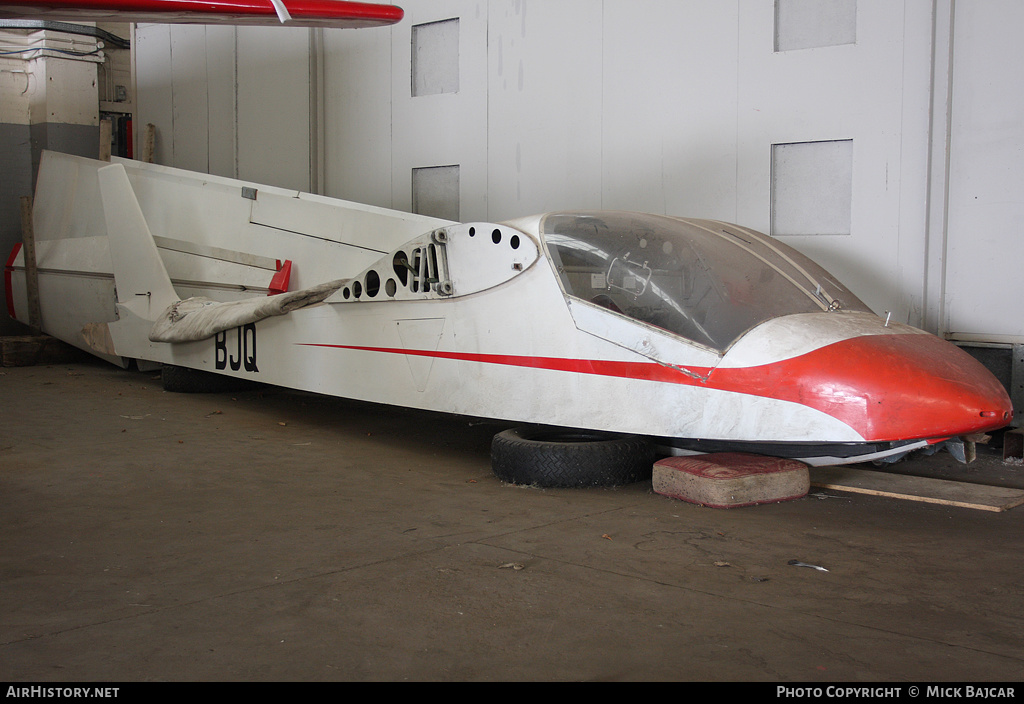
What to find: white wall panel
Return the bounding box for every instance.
[136,24,309,191]
[169,24,209,174]
[602,0,739,220]
[391,0,488,222]
[321,26,394,208]
[737,0,929,324]
[943,0,1024,342]
[487,0,603,221]
[134,24,173,165]
[237,27,311,192]
[205,26,238,179]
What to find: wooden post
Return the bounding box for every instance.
[143,123,156,164]
[99,117,112,161]
[1013,344,1024,429]
[19,196,43,334]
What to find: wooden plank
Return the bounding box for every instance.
[99,117,112,161]
[810,466,1024,512]
[1,335,86,367]
[143,123,156,164]
[19,196,42,334]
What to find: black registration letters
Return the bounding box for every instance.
[214,323,258,373]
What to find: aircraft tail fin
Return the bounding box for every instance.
[97,163,179,319]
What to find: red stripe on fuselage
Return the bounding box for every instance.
[300,343,698,383]
[301,334,1011,442]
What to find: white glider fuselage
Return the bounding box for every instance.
[6,153,1012,465]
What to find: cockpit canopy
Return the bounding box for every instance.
[541,212,871,352]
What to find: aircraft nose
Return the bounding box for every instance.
[713,329,1012,442]
[785,333,1013,442]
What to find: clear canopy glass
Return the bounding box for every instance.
[541,212,871,352]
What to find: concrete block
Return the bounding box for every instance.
[653,453,809,508]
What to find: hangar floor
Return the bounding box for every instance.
[2,358,1023,682]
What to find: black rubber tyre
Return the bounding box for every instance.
[161,364,256,394]
[491,427,654,488]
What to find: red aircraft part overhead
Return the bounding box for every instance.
[0,1,404,28]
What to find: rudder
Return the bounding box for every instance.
[97,163,179,319]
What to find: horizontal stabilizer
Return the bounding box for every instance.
[98,163,180,319]
[149,279,346,343]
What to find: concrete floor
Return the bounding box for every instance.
[2,358,1023,682]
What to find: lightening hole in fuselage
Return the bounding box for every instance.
[365,270,380,298]
[393,252,410,287]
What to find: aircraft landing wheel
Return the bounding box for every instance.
[491,427,654,488]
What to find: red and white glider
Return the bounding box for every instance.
[6,152,1013,475]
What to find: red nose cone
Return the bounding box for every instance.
[781,334,1012,441]
[711,333,1013,442]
